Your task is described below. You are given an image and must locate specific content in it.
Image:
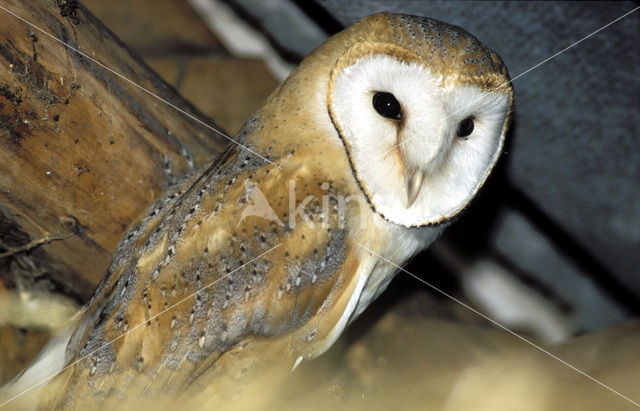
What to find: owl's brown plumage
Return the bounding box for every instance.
[11,12,513,409]
[44,132,374,407]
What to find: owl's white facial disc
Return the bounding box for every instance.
[329,53,510,227]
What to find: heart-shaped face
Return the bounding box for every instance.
[328,14,512,227]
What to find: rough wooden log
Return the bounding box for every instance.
[0,0,227,301]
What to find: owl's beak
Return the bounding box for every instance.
[405,169,425,208]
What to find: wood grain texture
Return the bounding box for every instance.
[0,0,227,300]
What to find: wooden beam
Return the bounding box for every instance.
[0,0,227,300]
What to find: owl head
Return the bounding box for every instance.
[324,13,513,227]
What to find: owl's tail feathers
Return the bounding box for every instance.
[0,291,80,410]
[1,324,75,409]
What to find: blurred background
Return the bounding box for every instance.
[1,1,638,409]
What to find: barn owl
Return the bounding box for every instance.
[5,12,512,409]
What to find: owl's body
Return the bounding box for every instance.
[7,12,512,409]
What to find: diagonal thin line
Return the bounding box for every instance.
[0,4,282,170]
[506,5,639,85]
[356,242,640,408]
[0,243,282,408]
[359,6,640,170]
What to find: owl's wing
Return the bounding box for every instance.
[43,140,373,407]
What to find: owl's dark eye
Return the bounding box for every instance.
[456,116,475,138]
[372,91,402,120]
